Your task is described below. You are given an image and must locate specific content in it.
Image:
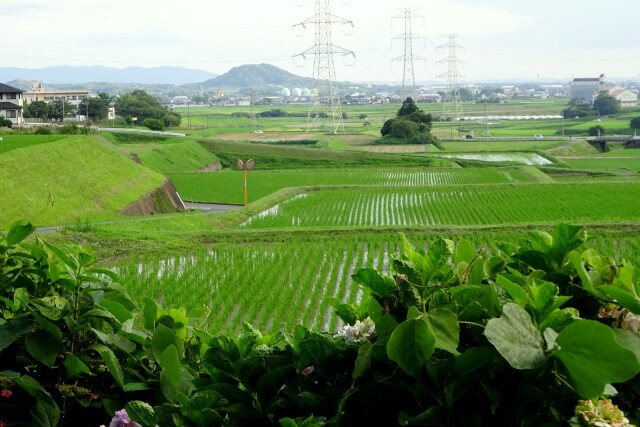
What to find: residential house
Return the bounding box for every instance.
[0,83,25,125]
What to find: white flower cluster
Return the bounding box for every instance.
[336,317,376,342]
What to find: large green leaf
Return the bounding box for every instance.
[93,344,125,389]
[143,297,158,331]
[352,268,396,297]
[352,340,373,380]
[30,399,60,427]
[125,401,156,427]
[387,316,435,378]
[159,344,182,388]
[100,300,133,324]
[6,221,35,246]
[454,238,477,264]
[152,324,183,361]
[14,375,59,410]
[0,318,33,351]
[64,354,91,378]
[549,223,587,267]
[427,309,460,356]
[25,329,61,368]
[403,236,454,287]
[484,303,546,370]
[553,320,640,398]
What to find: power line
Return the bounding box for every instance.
[437,34,464,136]
[391,8,425,101]
[294,0,354,134]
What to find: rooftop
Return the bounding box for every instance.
[0,102,23,109]
[0,83,24,93]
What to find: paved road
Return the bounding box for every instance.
[34,203,243,234]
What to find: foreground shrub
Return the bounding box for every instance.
[0,222,639,426]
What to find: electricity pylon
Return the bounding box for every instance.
[294,0,354,134]
[437,34,463,136]
[391,8,425,101]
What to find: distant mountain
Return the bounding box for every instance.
[191,63,316,90]
[0,66,217,85]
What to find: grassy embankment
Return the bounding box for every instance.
[0,135,165,228]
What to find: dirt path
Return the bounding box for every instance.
[35,203,242,234]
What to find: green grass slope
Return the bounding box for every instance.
[0,135,165,228]
[137,140,220,173]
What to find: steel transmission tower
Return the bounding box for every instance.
[437,34,463,135]
[391,8,424,101]
[294,0,354,134]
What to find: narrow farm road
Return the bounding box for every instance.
[34,203,242,234]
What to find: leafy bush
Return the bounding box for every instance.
[390,119,418,138]
[35,127,52,135]
[630,116,640,130]
[1,222,639,426]
[588,125,605,136]
[58,124,79,134]
[142,118,165,131]
[0,118,12,128]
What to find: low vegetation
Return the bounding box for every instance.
[2,223,639,425]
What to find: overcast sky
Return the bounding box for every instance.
[3,0,639,83]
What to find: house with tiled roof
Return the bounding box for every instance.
[603,85,638,108]
[0,83,25,125]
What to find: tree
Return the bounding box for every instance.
[561,97,595,119]
[162,112,182,127]
[48,100,76,121]
[390,120,418,138]
[630,116,640,129]
[27,101,49,120]
[588,125,605,136]
[593,92,621,116]
[397,97,419,117]
[379,97,438,146]
[380,119,394,136]
[114,90,171,124]
[78,92,112,120]
[142,118,165,131]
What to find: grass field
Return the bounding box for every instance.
[0,136,165,228]
[135,140,219,173]
[0,134,67,153]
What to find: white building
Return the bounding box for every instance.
[0,83,25,125]
[604,85,638,108]
[571,74,606,104]
[23,82,89,108]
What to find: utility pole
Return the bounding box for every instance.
[294,0,354,134]
[391,8,425,102]
[438,34,463,137]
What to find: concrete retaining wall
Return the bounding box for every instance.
[120,179,185,216]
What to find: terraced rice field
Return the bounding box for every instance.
[240,183,640,229]
[114,227,640,335]
[170,167,537,203]
[434,152,554,165]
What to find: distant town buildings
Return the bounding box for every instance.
[0,83,24,125]
[23,82,89,108]
[571,74,606,104]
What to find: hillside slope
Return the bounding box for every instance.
[0,135,166,228]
